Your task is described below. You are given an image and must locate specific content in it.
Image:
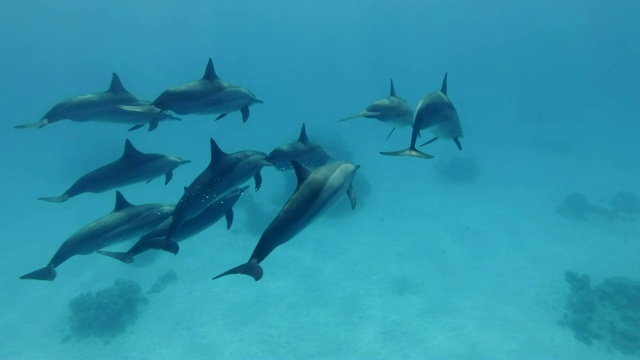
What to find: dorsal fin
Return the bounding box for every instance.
[209,138,228,166]
[441,72,448,95]
[108,73,129,94]
[291,160,312,186]
[390,78,396,96]
[122,139,143,159]
[114,191,133,212]
[202,58,219,81]
[298,123,309,143]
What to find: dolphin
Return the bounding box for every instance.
[380,73,463,159]
[98,185,249,264]
[146,58,262,122]
[337,79,413,140]
[161,138,270,254]
[20,191,174,281]
[213,160,360,282]
[38,139,191,203]
[265,123,332,170]
[14,73,180,131]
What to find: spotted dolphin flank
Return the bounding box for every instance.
[20,192,174,281]
[14,73,179,131]
[98,185,249,264]
[161,138,270,255]
[266,123,332,170]
[213,160,360,282]
[38,139,190,203]
[147,58,262,122]
[380,73,463,159]
[337,79,413,140]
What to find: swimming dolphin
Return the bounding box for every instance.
[38,139,191,203]
[14,73,180,131]
[380,73,462,159]
[161,138,270,254]
[98,185,249,264]
[213,160,360,282]
[265,123,332,170]
[147,58,262,122]
[337,79,413,140]
[20,191,174,281]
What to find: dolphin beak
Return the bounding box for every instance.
[181,160,192,165]
[255,99,264,104]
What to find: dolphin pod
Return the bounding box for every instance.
[266,123,332,170]
[213,160,360,281]
[338,79,414,140]
[98,185,249,264]
[20,192,174,281]
[38,139,190,203]
[160,138,271,255]
[18,56,465,284]
[14,73,180,131]
[148,58,263,122]
[380,73,463,159]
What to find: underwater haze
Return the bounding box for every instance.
[1,0,639,359]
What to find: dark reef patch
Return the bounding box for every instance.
[557,191,639,223]
[561,271,640,354]
[66,279,147,340]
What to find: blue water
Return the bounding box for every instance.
[1,1,639,359]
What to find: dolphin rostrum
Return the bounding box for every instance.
[161,138,270,254]
[38,139,191,203]
[20,191,174,281]
[266,123,332,170]
[213,160,360,282]
[337,79,414,140]
[98,185,249,263]
[15,73,180,131]
[148,58,263,122]
[380,73,463,159]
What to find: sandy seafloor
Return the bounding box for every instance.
[1,1,639,359]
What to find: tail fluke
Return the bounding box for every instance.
[212,259,263,281]
[380,146,434,159]
[38,194,70,203]
[97,251,134,264]
[20,265,56,281]
[15,118,49,129]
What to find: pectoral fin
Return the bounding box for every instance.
[254,171,263,191]
[347,184,357,209]
[165,170,173,185]
[128,124,144,131]
[225,209,234,230]
[215,113,228,121]
[241,106,250,123]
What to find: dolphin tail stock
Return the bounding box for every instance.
[14,118,49,129]
[379,146,434,159]
[37,194,70,203]
[20,265,56,281]
[97,250,134,264]
[212,258,263,281]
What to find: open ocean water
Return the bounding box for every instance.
[1,1,639,359]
